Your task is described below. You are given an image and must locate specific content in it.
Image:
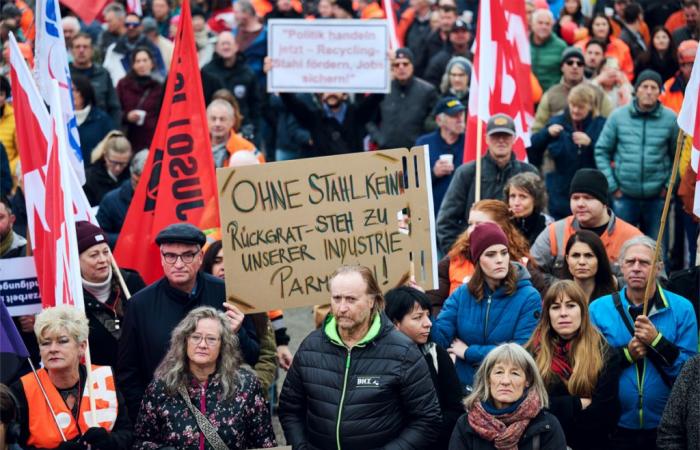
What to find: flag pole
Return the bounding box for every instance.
[108,249,132,299]
[475,118,483,202]
[642,131,685,316]
[27,359,67,441]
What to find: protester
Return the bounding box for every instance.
[589,236,698,450]
[134,306,276,448]
[233,0,267,85]
[530,83,607,218]
[10,306,133,448]
[0,196,25,258]
[0,383,19,448]
[504,172,552,246]
[526,280,621,449]
[96,150,148,247]
[561,230,617,302]
[530,8,568,92]
[420,5,457,71]
[0,76,17,183]
[423,19,473,87]
[117,223,260,423]
[635,26,678,82]
[69,32,122,126]
[84,130,133,206]
[437,114,537,254]
[384,286,464,448]
[583,38,607,77]
[417,96,466,217]
[579,13,635,81]
[592,57,634,108]
[618,3,648,67]
[116,47,164,153]
[531,168,643,284]
[595,69,679,244]
[448,343,566,450]
[659,39,698,114]
[671,0,700,44]
[367,47,438,149]
[431,222,542,388]
[141,17,173,71]
[439,56,471,102]
[99,2,127,56]
[397,0,433,74]
[657,354,700,450]
[279,265,442,449]
[72,74,116,163]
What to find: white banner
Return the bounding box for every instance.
[267,19,390,94]
[0,257,41,317]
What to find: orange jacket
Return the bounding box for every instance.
[20,366,117,448]
[361,2,385,19]
[665,11,686,34]
[447,256,475,294]
[531,72,543,105]
[225,133,266,165]
[659,75,685,114]
[611,19,649,46]
[576,36,634,81]
[15,0,34,42]
[396,7,416,47]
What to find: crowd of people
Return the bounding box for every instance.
[0,0,700,448]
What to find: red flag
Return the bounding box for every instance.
[677,42,700,218]
[464,0,534,162]
[58,0,110,24]
[114,0,219,284]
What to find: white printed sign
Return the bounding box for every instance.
[0,257,41,316]
[267,19,390,93]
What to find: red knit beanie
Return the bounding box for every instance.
[469,222,509,262]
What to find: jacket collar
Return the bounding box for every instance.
[631,99,662,117]
[571,208,618,234]
[669,74,686,93]
[162,271,204,305]
[324,312,383,348]
[620,284,669,316]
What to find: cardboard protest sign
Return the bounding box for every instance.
[217,147,437,312]
[0,257,41,316]
[267,19,390,93]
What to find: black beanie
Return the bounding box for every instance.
[569,169,609,205]
[634,69,663,91]
[76,221,108,254]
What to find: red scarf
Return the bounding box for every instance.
[467,388,542,450]
[550,336,573,382]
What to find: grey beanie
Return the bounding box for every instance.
[445,56,472,77]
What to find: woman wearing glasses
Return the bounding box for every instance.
[84,130,133,206]
[134,306,276,449]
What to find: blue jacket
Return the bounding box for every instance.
[530,111,606,219]
[96,179,133,248]
[416,129,464,218]
[78,106,116,163]
[431,263,542,386]
[589,287,698,430]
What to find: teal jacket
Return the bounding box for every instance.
[530,34,567,92]
[594,100,679,199]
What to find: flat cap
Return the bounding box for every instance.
[155,223,206,246]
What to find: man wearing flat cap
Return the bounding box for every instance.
[116,222,260,423]
[436,113,537,254]
[416,96,466,218]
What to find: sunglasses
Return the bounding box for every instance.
[564,59,584,67]
[392,61,411,68]
[125,21,141,28]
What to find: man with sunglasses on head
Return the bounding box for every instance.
[116,223,260,424]
[532,47,613,132]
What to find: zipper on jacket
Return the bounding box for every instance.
[636,358,647,428]
[640,117,647,198]
[336,348,352,450]
[483,295,492,342]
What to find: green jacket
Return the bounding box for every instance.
[530,34,567,92]
[594,100,679,198]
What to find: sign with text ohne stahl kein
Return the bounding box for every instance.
[267,19,390,94]
[217,147,438,312]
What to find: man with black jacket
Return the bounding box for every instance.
[279,265,442,450]
[436,114,537,253]
[116,223,260,423]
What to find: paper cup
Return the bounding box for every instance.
[439,154,454,164]
[134,109,146,126]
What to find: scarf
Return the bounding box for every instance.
[74,105,91,126]
[467,388,541,450]
[82,268,113,304]
[551,336,573,382]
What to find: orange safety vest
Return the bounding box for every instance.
[21,365,118,448]
[659,76,684,115]
[547,215,642,263]
[448,256,475,294]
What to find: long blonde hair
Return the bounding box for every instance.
[526,281,605,397]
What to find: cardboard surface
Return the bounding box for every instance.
[217,147,438,312]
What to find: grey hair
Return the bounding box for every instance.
[532,8,554,23]
[61,16,81,31]
[34,305,89,344]
[503,171,548,213]
[463,343,549,409]
[130,150,148,176]
[207,98,235,119]
[440,56,472,94]
[103,2,126,17]
[154,307,242,398]
[619,235,662,264]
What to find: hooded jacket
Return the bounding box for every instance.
[279,313,442,450]
[431,263,542,387]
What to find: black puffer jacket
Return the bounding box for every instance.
[279,313,442,450]
[449,409,566,450]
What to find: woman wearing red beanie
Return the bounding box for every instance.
[431,222,543,390]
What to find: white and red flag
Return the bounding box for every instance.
[464,0,533,162]
[126,0,143,17]
[9,34,92,308]
[677,40,700,218]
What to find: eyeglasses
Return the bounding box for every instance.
[188,334,220,346]
[125,21,141,28]
[161,251,199,264]
[105,157,129,168]
[392,61,411,68]
[564,59,584,67]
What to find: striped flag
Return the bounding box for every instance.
[126,0,143,17]
[677,40,700,218]
[35,0,85,184]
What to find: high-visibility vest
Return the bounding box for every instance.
[20,365,118,448]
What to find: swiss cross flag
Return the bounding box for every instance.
[464,0,533,162]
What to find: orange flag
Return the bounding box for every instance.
[114,0,219,284]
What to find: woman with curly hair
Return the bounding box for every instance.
[526,280,621,449]
[134,306,276,449]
